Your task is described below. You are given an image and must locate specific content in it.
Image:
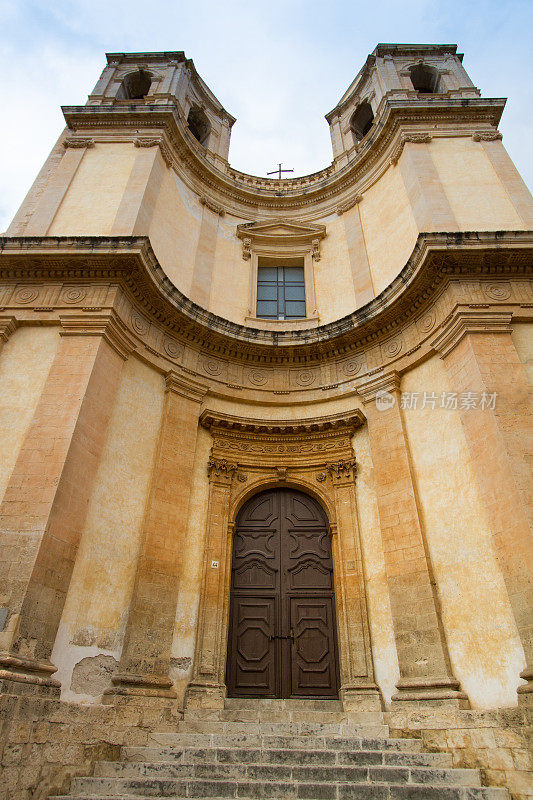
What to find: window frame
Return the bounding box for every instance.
[256,261,307,321]
[246,249,318,328]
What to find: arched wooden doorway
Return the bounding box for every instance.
[226,488,340,699]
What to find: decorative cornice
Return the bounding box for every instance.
[59,312,137,360]
[165,370,207,402]
[200,409,365,434]
[430,309,513,358]
[63,136,95,149]
[1,232,531,363]
[472,131,503,142]
[389,134,432,166]
[336,195,363,215]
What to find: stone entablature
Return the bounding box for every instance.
[0,232,531,402]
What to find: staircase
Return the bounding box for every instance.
[50,698,510,799]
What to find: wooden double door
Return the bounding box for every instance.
[226,488,340,698]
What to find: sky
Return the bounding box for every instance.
[0,0,532,231]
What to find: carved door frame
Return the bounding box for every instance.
[184,410,382,711]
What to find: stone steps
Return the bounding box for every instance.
[92,762,479,785]
[142,733,426,752]
[121,745,452,767]
[49,698,511,800]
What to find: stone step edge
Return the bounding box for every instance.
[119,748,450,763]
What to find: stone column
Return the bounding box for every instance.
[327,459,382,710]
[106,372,206,699]
[0,313,133,693]
[189,203,221,309]
[358,372,468,706]
[432,310,533,704]
[23,139,93,235]
[185,458,237,709]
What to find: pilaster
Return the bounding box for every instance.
[396,139,459,232]
[110,141,166,235]
[327,459,382,711]
[0,313,132,692]
[358,371,468,707]
[432,310,533,704]
[184,457,237,709]
[23,139,93,235]
[106,371,207,700]
[0,316,18,354]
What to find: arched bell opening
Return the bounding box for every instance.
[225,487,341,699]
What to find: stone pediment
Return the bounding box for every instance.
[236,219,326,260]
[237,219,326,245]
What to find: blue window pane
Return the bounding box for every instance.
[285,301,306,317]
[257,284,277,301]
[285,285,305,301]
[284,267,305,283]
[258,267,278,282]
[257,300,278,318]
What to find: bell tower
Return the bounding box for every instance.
[326,43,482,165]
[87,51,235,164]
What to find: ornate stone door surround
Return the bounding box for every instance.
[185,409,382,711]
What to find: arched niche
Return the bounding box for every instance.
[117,69,153,100]
[350,101,374,143]
[187,106,211,147]
[409,63,440,94]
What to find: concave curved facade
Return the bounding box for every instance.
[0,44,532,798]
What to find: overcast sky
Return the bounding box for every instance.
[1,0,531,230]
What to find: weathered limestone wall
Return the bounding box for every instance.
[430,138,524,230]
[0,326,59,504]
[48,144,136,236]
[51,357,164,702]
[402,356,526,708]
[512,323,533,385]
[359,161,419,297]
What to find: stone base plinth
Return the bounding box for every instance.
[340,682,384,711]
[0,651,61,697]
[103,672,177,701]
[184,679,227,709]
[517,667,533,706]
[390,676,470,709]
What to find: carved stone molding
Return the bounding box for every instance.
[207,457,238,482]
[389,134,432,165]
[326,458,357,483]
[134,136,173,167]
[430,309,513,358]
[59,312,137,360]
[165,370,207,403]
[236,219,327,261]
[200,409,364,437]
[472,131,503,142]
[0,316,17,344]
[200,196,225,216]
[336,195,363,215]
[357,370,402,404]
[63,137,95,149]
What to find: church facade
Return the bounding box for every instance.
[0,44,532,798]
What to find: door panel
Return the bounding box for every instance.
[230,597,277,696]
[227,489,339,698]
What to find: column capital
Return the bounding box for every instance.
[0,315,17,344]
[59,312,137,360]
[326,458,357,485]
[357,369,401,403]
[431,309,513,357]
[207,456,238,485]
[165,370,207,402]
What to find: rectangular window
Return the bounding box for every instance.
[256,263,306,320]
